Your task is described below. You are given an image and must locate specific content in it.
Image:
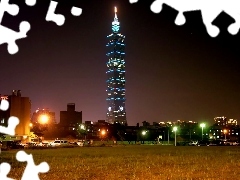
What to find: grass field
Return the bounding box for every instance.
[1,145,240,180]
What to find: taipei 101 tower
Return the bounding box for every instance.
[106,7,127,125]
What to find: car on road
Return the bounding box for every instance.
[49,140,69,147]
[197,140,209,146]
[189,141,198,146]
[223,141,239,146]
[1,140,24,150]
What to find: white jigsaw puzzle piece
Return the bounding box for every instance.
[0,99,9,111]
[130,0,240,37]
[0,0,19,23]
[46,1,82,25]
[0,163,15,180]
[0,0,31,54]
[129,0,138,3]
[0,21,30,54]
[16,151,50,180]
[71,6,82,16]
[0,116,19,136]
[46,0,65,26]
[25,0,37,6]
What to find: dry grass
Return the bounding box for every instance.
[1,145,240,180]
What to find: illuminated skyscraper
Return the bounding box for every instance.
[106,7,126,125]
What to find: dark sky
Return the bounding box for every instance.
[1,0,240,126]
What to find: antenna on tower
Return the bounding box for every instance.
[112,6,120,32]
[114,6,118,19]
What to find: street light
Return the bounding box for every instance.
[79,124,85,130]
[200,123,205,140]
[223,129,227,141]
[39,114,49,124]
[173,127,177,146]
[167,127,169,144]
[141,130,147,144]
[142,130,147,136]
[101,129,106,136]
[79,124,86,140]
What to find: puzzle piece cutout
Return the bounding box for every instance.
[0,21,30,54]
[129,0,240,37]
[0,99,9,111]
[0,116,19,136]
[16,151,50,180]
[71,6,82,16]
[0,0,83,54]
[25,0,37,6]
[129,0,138,3]
[0,0,19,23]
[46,0,82,26]
[0,0,35,54]
[0,163,14,180]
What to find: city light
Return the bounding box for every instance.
[223,129,227,140]
[142,130,147,136]
[173,126,177,146]
[200,123,206,128]
[80,124,85,130]
[39,114,49,124]
[101,130,106,136]
[200,123,205,140]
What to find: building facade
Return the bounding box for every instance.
[106,7,127,125]
[60,103,82,130]
[209,116,239,141]
[0,90,31,141]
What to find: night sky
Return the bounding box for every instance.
[1,0,240,126]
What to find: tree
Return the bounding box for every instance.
[31,122,48,138]
[75,124,87,140]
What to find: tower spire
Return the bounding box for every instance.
[114,6,117,19]
[112,6,120,33]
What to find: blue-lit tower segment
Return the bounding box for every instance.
[106,7,127,125]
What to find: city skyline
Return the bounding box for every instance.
[0,0,240,125]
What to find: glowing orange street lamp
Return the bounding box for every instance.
[223,129,227,140]
[101,130,106,136]
[39,114,49,124]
